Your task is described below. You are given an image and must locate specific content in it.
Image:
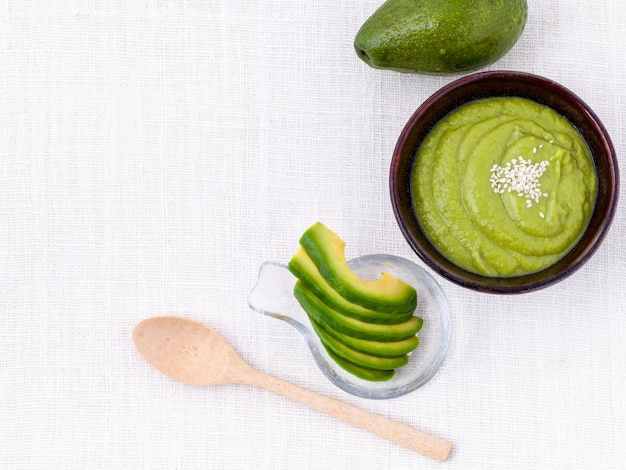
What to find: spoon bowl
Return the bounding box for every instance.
[132,316,452,461]
[133,316,240,386]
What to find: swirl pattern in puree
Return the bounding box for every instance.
[411,97,597,277]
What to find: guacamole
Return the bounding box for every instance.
[411,97,597,277]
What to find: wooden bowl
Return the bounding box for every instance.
[390,71,619,293]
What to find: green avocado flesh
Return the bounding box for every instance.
[412,97,597,277]
[299,222,417,314]
[288,248,414,325]
[294,281,423,342]
[310,318,410,370]
[319,322,420,357]
[324,348,396,382]
[354,0,528,74]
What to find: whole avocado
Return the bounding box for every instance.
[354,0,528,74]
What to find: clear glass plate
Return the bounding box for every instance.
[247,254,452,399]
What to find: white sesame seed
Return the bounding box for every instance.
[489,158,550,207]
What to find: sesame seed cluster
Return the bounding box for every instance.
[489,156,550,208]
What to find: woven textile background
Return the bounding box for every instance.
[1,1,625,468]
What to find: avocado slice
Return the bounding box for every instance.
[321,324,419,358]
[310,318,409,371]
[294,281,423,342]
[324,347,395,382]
[299,222,417,314]
[289,247,415,325]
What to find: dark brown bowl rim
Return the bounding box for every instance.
[390,71,619,294]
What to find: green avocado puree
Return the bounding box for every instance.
[411,97,597,277]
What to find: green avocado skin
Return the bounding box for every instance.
[288,248,415,325]
[354,0,528,74]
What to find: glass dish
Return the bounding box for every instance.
[248,254,452,399]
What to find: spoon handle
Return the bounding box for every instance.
[241,368,451,461]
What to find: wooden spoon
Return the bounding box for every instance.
[132,316,452,461]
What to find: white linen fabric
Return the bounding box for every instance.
[1,1,625,468]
